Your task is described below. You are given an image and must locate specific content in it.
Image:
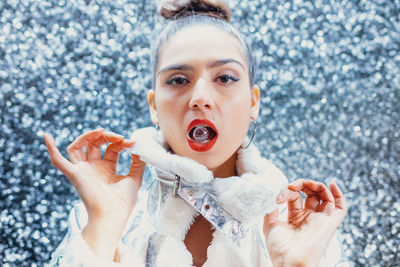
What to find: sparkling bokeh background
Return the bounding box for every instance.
[0,0,399,266]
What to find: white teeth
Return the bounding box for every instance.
[192,126,210,143]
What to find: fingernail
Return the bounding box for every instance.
[113,132,123,138]
[105,132,123,139]
[277,192,284,201]
[126,140,135,146]
[329,178,337,184]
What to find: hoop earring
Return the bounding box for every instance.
[155,124,159,131]
[242,119,257,149]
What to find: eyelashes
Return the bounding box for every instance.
[165,74,240,87]
[166,76,189,86]
[216,74,240,84]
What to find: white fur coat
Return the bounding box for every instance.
[49,128,346,267]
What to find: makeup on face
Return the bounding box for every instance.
[151,25,258,173]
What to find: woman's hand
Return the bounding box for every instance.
[44,128,145,260]
[263,179,347,267]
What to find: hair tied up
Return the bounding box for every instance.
[158,0,231,22]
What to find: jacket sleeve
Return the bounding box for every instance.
[48,202,144,267]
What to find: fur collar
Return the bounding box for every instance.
[129,127,288,227]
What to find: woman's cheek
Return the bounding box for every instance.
[225,105,252,143]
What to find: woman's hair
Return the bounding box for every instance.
[151,0,255,88]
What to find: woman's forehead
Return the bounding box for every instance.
[157,24,248,70]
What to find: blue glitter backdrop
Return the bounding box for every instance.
[0,0,399,266]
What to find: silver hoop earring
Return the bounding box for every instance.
[155,124,159,131]
[242,119,257,149]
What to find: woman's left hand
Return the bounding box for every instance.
[263,179,347,267]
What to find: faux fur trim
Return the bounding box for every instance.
[129,127,288,225]
[203,229,252,267]
[130,128,213,183]
[157,192,198,240]
[213,171,286,225]
[214,143,288,224]
[156,236,193,267]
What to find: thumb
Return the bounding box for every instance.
[128,154,146,186]
[43,133,75,178]
[263,209,280,236]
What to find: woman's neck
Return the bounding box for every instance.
[210,151,238,178]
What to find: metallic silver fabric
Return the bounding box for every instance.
[149,165,248,242]
[178,180,247,241]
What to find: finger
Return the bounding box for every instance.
[330,181,347,211]
[286,189,303,212]
[276,189,289,204]
[289,179,334,203]
[298,185,323,211]
[86,136,106,160]
[263,210,279,236]
[86,132,123,160]
[128,154,146,186]
[291,179,336,213]
[287,178,306,191]
[43,133,74,176]
[304,192,320,211]
[303,180,335,213]
[103,139,135,165]
[67,128,103,163]
[103,131,125,143]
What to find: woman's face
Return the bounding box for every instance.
[148,25,260,176]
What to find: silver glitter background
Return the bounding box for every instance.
[0,0,399,266]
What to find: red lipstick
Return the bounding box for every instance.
[187,119,218,152]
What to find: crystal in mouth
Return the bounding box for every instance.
[188,125,217,144]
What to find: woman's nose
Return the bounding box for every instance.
[189,79,214,110]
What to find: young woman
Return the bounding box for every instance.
[44,1,348,266]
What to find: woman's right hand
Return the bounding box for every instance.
[43,128,145,260]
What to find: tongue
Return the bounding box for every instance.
[192,126,210,143]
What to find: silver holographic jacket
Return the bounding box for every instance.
[49,127,348,267]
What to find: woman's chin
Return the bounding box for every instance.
[175,149,227,171]
[189,150,238,178]
[168,141,240,177]
[186,152,222,168]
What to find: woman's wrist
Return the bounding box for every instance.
[269,247,317,267]
[82,216,128,261]
[272,258,316,267]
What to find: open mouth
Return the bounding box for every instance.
[188,125,217,144]
[186,119,218,152]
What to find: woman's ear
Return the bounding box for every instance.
[147,89,159,125]
[250,85,260,119]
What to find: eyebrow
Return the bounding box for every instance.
[157,64,194,76]
[208,58,245,70]
[157,58,246,76]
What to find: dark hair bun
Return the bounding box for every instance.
[158,0,231,22]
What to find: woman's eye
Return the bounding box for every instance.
[166,77,189,86]
[216,74,240,84]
